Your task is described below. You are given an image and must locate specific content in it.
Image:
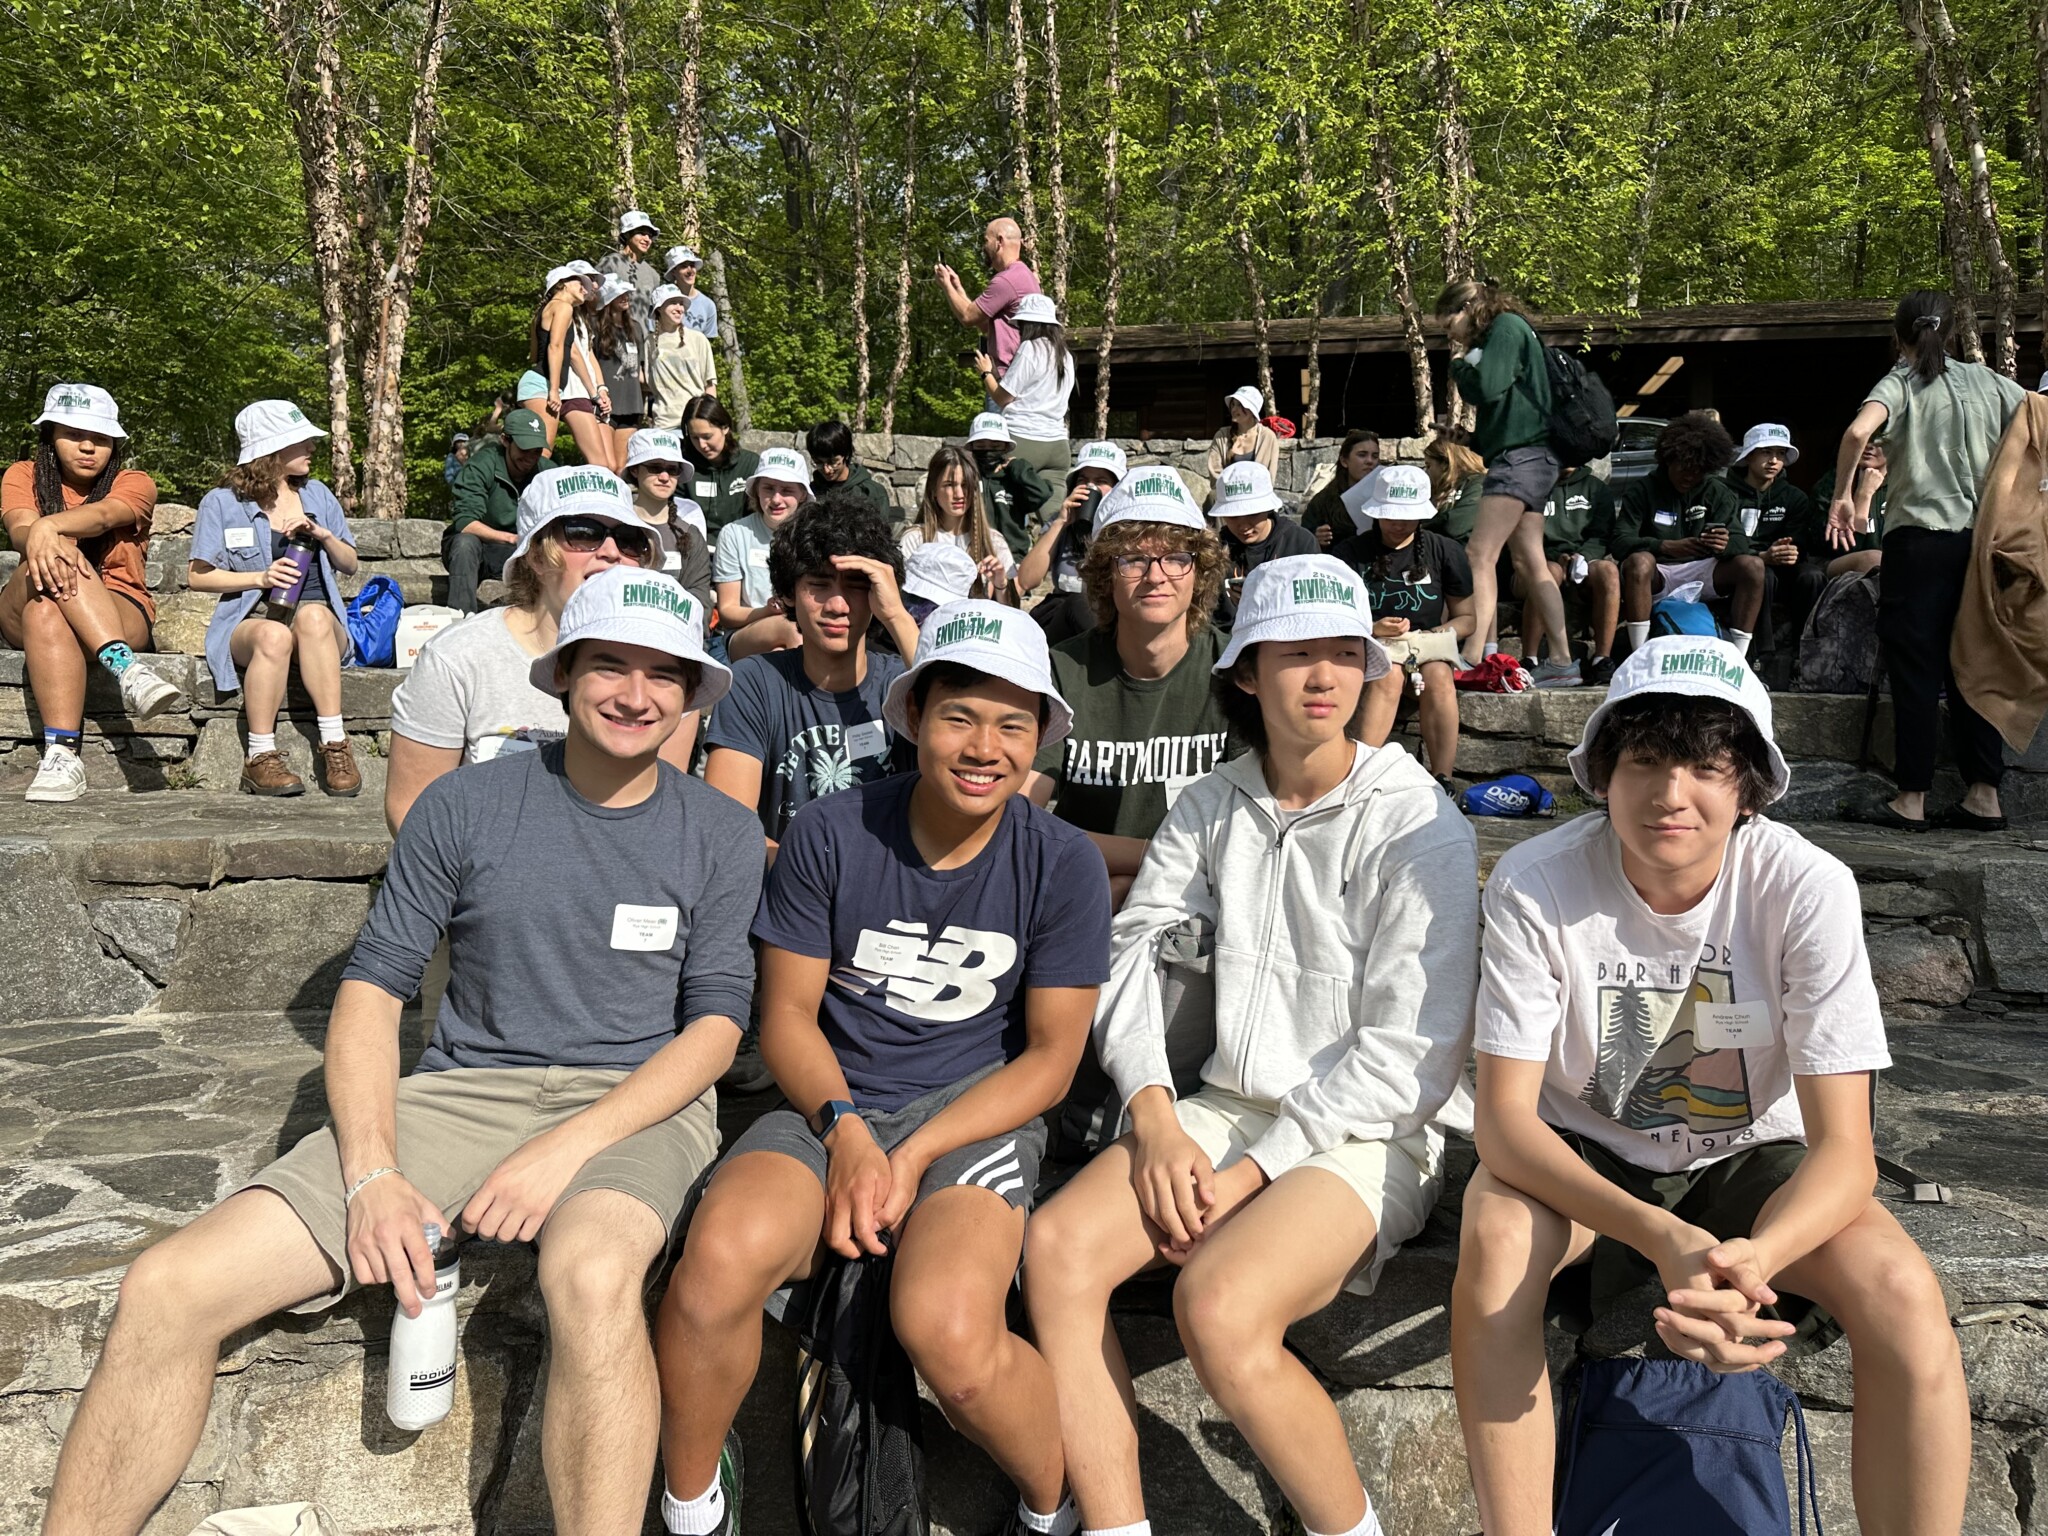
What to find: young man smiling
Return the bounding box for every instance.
[1452,636,1968,1536]
[656,600,1111,1536]
[42,566,762,1536]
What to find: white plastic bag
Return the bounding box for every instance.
[186,1504,339,1536]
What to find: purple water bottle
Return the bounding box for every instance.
[266,530,318,621]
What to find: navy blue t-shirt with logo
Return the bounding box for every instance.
[753,772,1112,1111]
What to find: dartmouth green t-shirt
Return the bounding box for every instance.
[1033,624,1240,839]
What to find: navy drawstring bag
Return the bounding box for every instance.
[1556,1358,1821,1536]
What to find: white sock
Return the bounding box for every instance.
[1082,1524,1151,1536]
[246,732,276,759]
[1626,620,1650,650]
[316,714,346,745]
[1482,641,1499,658]
[1306,1498,1384,1536]
[661,1474,724,1536]
[1017,1493,1080,1535]
[1728,628,1753,657]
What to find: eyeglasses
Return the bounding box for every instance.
[1112,551,1196,579]
[554,517,653,559]
[637,462,684,476]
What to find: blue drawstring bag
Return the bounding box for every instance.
[345,575,405,668]
[1557,1358,1821,1536]
[1650,595,1722,638]
[1460,773,1556,818]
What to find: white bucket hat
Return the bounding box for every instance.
[1094,465,1206,534]
[1066,440,1129,490]
[1736,423,1799,467]
[1013,293,1058,325]
[597,274,634,309]
[566,259,599,278]
[508,463,638,565]
[664,245,702,272]
[1568,636,1789,802]
[965,410,1013,446]
[1226,385,1265,418]
[747,446,813,491]
[651,283,685,311]
[1343,463,1434,527]
[543,264,580,296]
[1210,460,1284,518]
[235,400,328,466]
[619,209,659,238]
[882,599,1075,746]
[36,383,126,440]
[902,542,982,605]
[625,428,689,473]
[1213,553,1390,681]
[529,566,729,712]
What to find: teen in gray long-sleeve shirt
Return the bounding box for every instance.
[345,740,761,1072]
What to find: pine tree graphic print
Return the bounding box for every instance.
[1581,969,1755,1136]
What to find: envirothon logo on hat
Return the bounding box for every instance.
[1125,468,1189,503]
[622,578,695,624]
[1659,646,1747,688]
[553,469,622,498]
[1291,572,1357,607]
[931,610,1005,649]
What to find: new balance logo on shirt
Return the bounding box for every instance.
[842,921,1019,1022]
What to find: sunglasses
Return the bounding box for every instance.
[637,462,685,476]
[1112,551,1196,579]
[554,516,653,559]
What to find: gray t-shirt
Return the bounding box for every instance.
[388,608,568,763]
[343,744,763,1072]
[714,511,776,607]
[1865,359,2025,534]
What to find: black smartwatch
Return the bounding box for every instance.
[811,1099,860,1140]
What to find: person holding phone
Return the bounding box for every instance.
[1017,439,1128,640]
[933,216,1043,375]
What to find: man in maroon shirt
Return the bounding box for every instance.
[935,216,1042,375]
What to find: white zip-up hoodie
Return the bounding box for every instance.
[1096,740,1480,1179]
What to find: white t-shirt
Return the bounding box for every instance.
[714,511,776,606]
[899,524,1019,582]
[388,609,568,763]
[1474,813,1889,1174]
[998,338,1076,443]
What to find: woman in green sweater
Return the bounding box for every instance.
[1436,281,1575,683]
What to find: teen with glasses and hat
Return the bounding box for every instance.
[2,383,186,804]
[445,406,554,614]
[44,566,761,1536]
[624,427,713,612]
[386,464,695,831]
[1026,552,1479,1536]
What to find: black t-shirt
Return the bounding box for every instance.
[1217,516,1319,625]
[1331,527,1473,631]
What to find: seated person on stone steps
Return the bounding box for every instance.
[1026,553,1480,1536]
[1451,635,1969,1536]
[1612,412,1766,660]
[1,383,185,805]
[41,566,763,1536]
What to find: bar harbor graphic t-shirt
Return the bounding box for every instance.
[1033,625,1239,840]
[1473,812,1890,1174]
[753,772,1112,1111]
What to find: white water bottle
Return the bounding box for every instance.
[386,1222,459,1430]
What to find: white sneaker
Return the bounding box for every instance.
[118,664,186,721]
[25,747,88,803]
[1529,658,1583,689]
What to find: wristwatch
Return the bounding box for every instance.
[810,1099,860,1140]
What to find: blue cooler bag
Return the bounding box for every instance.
[1557,1358,1820,1536]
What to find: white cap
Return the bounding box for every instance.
[965,410,1013,446]
[1736,423,1799,466]
[597,274,634,308]
[235,400,328,465]
[902,542,982,605]
[529,566,730,711]
[882,599,1074,745]
[1226,385,1265,418]
[1568,636,1789,802]
[1344,463,1434,527]
[566,259,599,278]
[1210,459,1284,518]
[35,383,125,440]
[1066,440,1129,489]
[1094,464,1206,534]
[1213,553,1390,681]
[1013,293,1058,325]
[543,264,580,295]
[651,283,685,311]
[619,209,658,237]
[664,245,702,272]
[508,463,638,564]
[625,428,689,473]
[746,446,813,490]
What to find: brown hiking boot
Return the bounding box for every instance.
[240,750,304,797]
[318,739,362,797]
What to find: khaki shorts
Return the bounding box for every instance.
[242,1065,720,1313]
[1381,629,1464,669]
[1174,1086,1443,1295]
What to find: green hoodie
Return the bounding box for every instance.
[980,455,1055,551]
[1721,469,1815,556]
[449,439,552,535]
[1538,466,1614,560]
[1611,468,1750,561]
[685,442,762,536]
[1448,311,1551,462]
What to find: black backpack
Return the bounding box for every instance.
[793,1250,930,1536]
[1534,347,1619,465]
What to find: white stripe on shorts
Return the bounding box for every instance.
[956,1140,1018,1187]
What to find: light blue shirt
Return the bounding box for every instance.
[192,481,358,691]
[684,292,720,339]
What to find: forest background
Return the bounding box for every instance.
[3,0,2043,517]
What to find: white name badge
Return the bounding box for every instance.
[224,526,257,550]
[663,550,683,573]
[694,480,717,499]
[1653,509,1678,527]
[1696,1001,1769,1051]
[843,719,888,761]
[852,927,923,978]
[610,904,680,951]
[748,546,770,567]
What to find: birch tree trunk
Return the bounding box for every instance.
[830,38,873,427]
[1623,0,1690,311]
[882,61,920,437]
[1093,0,1121,439]
[2035,0,2048,338]
[1898,0,1986,361]
[1040,0,1070,309]
[357,0,452,519]
[1195,32,1272,408]
[1925,0,2017,373]
[1430,0,1477,285]
[672,0,750,426]
[1371,127,1435,436]
[603,0,637,217]
[1295,109,1324,439]
[1005,0,1040,257]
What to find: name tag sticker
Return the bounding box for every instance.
[693,480,717,499]
[843,719,888,761]
[1696,1001,1769,1050]
[663,550,684,573]
[610,904,680,951]
[853,928,922,978]
[224,526,257,550]
[747,546,770,567]
[1653,509,1678,527]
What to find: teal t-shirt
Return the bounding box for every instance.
[1863,360,2024,534]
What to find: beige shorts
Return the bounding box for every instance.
[1381,629,1464,669]
[1174,1086,1443,1295]
[242,1065,720,1313]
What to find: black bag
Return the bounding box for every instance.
[793,1249,930,1536]
[1539,347,1620,465]
[1793,570,1883,696]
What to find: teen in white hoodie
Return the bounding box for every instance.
[1025,554,1480,1536]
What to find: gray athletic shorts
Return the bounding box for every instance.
[1482,444,1562,512]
